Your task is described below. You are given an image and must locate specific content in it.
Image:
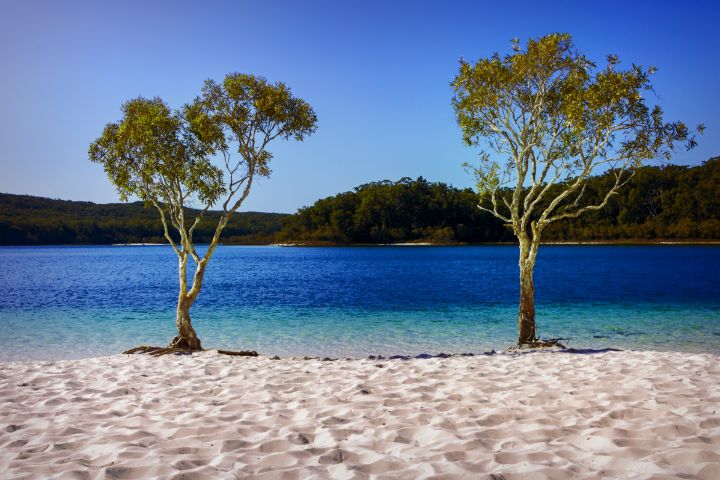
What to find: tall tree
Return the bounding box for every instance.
[90,73,317,353]
[451,34,702,346]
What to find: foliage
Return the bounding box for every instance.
[543,157,720,240]
[278,177,513,244]
[2,159,719,246]
[89,73,317,259]
[452,33,702,241]
[0,194,287,245]
[277,158,720,244]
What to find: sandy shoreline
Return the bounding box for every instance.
[1,350,719,479]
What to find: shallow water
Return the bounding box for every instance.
[1,245,719,360]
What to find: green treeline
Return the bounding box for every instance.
[0,195,287,245]
[542,158,720,241]
[278,178,513,243]
[278,157,720,243]
[2,158,719,245]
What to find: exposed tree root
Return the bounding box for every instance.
[122,345,197,356]
[122,345,165,355]
[123,335,204,357]
[169,335,202,351]
[149,347,196,357]
[216,349,259,357]
[123,344,258,357]
[507,338,567,352]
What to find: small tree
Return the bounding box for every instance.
[452,34,701,346]
[90,73,317,353]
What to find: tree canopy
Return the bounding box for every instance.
[452,33,702,235]
[89,73,317,259]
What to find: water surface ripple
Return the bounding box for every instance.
[1,245,718,360]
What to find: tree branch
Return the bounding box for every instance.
[543,169,635,223]
[150,199,181,256]
[478,189,512,223]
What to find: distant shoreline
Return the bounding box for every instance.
[271,240,720,247]
[2,239,720,247]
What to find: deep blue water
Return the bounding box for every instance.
[1,245,719,360]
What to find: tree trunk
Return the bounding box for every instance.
[518,263,536,344]
[517,235,537,345]
[171,296,202,350]
[171,253,202,351]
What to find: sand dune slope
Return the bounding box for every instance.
[1,350,719,479]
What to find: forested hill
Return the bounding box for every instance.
[3,158,719,246]
[278,158,720,244]
[0,194,288,245]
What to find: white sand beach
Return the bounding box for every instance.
[1,350,719,479]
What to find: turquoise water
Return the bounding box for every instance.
[1,245,719,360]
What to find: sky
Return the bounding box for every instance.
[1,0,718,213]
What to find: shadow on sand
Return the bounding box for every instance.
[358,347,623,361]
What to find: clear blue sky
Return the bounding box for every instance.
[1,0,717,213]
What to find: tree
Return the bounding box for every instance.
[451,34,702,346]
[90,73,317,353]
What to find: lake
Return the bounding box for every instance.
[0,245,719,361]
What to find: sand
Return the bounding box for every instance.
[1,350,719,479]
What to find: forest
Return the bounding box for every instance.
[2,157,719,245]
[278,157,720,244]
[0,195,286,245]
